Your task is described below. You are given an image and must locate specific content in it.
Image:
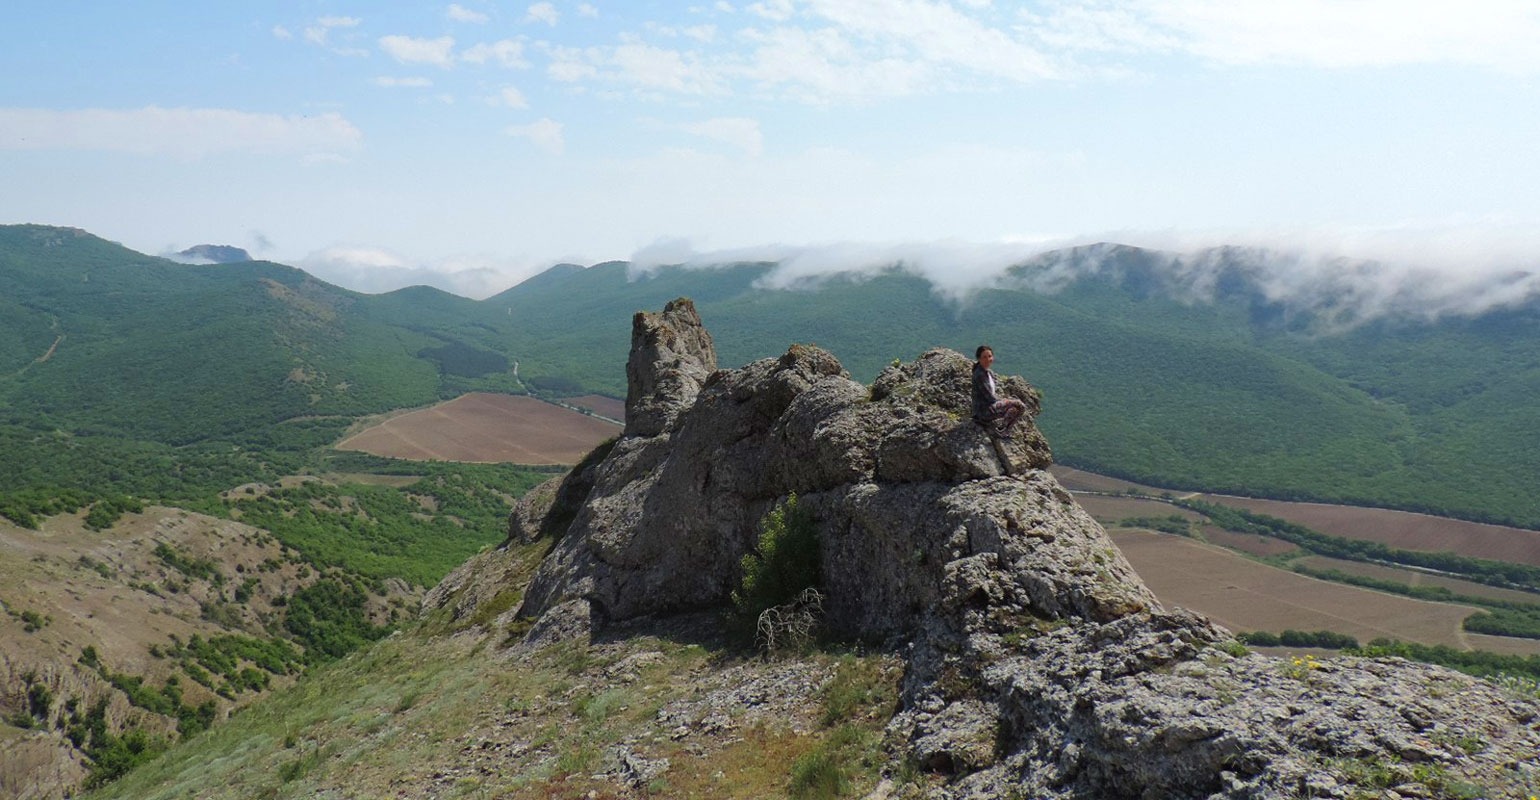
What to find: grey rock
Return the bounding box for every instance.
[603,745,669,788]
[624,297,717,438]
[483,298,1540,798]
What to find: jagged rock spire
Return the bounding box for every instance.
[623,298,717,438]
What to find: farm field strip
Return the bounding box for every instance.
[1073,494,1297,557]
[1071,494,1204,522]
[1105,529,1540,654]
[1193,494,1540,567]
[1292,555,1540,606]
[565,393,625,421]
[1056,466,1540,567]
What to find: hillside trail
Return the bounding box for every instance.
[11,333,65,378]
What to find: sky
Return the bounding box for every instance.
[3,1,1540,299]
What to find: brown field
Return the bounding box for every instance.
[1292,555,1540,606]
[1072,494,1296,557]
[1196,494,1540,567]
[1197,527,1300,558]
[1049,466,1160,494]
[1072,494,1205,525]
[1107,529,1540,654]
[567,393,626,421]
[335,393,621,465]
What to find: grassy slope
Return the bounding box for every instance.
[84,542,905,800]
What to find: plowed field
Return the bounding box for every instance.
[1107,529,1540,653]
[1195,495,1540,567]
[336,393,620,465]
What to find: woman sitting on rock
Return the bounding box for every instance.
[971,344,1026,436]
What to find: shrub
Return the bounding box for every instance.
[732,495,821,622]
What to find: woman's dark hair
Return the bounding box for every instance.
[975,344,992,359]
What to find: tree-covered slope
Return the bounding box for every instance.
[0,226,492,445]
[479,248,1540,527]
[5,224,1538,527]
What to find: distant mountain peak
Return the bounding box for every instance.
[174,244,252,264]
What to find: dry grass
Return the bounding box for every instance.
[0,508,349,797]
[335,393,621,465]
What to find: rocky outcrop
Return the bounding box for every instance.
[478,299,1540,797]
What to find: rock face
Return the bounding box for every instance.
[493,299,1540,797]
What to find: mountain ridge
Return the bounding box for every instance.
[5,224,1540,528]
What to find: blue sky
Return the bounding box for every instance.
[4,1,1539,298]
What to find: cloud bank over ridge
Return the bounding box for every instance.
[631,224,1540,325]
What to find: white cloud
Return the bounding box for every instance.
[494,85,530,108]
[578,4,600,18]
[272,25,293,40]
[375,76,434,88]
[684,24,718,42]
[546,44,601,81]
[505,117,565,154]
[738,26,933,100]
[676,117,763,155]
[379,35,457,68]
[1031,0,1540,73]
[747,0,796,21]
[526,2,560,25]
[462,38,528,67]
[304,15,361,46]
[611,43,726,93]
[447,3,490,23]
[299,246,548,298]
[716,1,736,11]
[801,0,1061,83]
[546,42,726,94]
[0,106,362,159]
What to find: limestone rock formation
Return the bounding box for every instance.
[447,298,1539,797]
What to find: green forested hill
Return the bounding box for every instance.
[0,226,504,446]
[4,225,1539,528]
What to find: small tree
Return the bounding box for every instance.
[734,496,827,653]
[733,494,821,620]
